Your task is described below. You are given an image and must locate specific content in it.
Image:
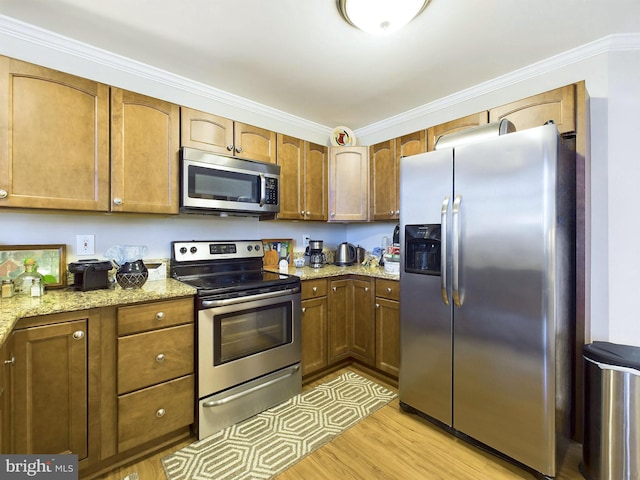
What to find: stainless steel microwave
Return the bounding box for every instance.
[180,147,280,217]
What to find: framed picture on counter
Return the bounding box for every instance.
[0,244,67,288]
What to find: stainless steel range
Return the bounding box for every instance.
[171,240,302,440]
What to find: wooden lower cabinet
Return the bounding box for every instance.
[12,311,97,460]
[375,279,400,377]
[328,278,351,362]
[301,297,328,376]
[0,333,13,454]
[350,279,376,365]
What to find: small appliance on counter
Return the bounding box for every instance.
[305,240,327,268]
[335,242,357,266]
[104,244,149,289]
[68,259,113,291]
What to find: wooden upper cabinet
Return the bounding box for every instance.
[397,130,427,158]
[234,122,277,164]
[328,146,369,222]
[111,88,180,214]
[489,84,575,134]
[180,107,276,163]
[277,135,327,221]
[427,112,488,151]
[0,56,110,211]
[277,134,304,219]
[304,141,328,221]
[180,107,234,154]
[370,139,398,221]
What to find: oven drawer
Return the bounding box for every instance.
[118,324,194,394]
[302,279,327,300]
[118,374,194,452]
[117,297,194,336]
[376,279,400,301]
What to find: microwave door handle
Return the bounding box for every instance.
[259,174,266,207]
[440,196,450,306]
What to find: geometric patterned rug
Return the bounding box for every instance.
[161,371,397,480]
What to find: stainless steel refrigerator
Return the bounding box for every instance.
[399,123,575,477]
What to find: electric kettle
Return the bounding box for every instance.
[335,242,357,266]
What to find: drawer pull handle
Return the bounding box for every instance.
[312,287,317,293]
[4,356,15,366]
[155,311,165,321]
[72,330,85,340]
[155,353,165,363]
[387,287,392,293]
[156,408,166,418]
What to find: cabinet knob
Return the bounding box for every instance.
[395,210,400,215]
[155,311,165,321]
[312,287,317,293]
[376,303,380,308]
[0,189,7,199]
[72,330,85,340]
[333,287,337,292]
[387,287,392,293]
[155,353,165,363]
[302,307,306,313]
[389,210,394,216]
[364,287,369,292]
[306,211,311,216]
[227,144,234,151]
[330,212,335,217]
[236,146,243,153]
[156,408,166,418]
[301,211,305,216]
[4,356,15,366]
[113,197,123,206]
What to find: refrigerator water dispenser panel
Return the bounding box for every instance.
[405,224,441,275]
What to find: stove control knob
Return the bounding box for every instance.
[255,244,261,251]
[179,247,187,254]
[247,245,253,251]
[190,246,198,254]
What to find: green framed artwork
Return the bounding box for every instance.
[0,244,67,289]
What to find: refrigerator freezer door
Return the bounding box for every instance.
[452,125,561,475]
[399,149,454,426]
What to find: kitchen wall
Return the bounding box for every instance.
[1,17,639,346]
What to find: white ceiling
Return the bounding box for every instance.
[1,0,639,130]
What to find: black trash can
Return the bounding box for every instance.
[582,342,640,480]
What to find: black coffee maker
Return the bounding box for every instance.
[306,240,326,268]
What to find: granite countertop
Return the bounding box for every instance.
[0,278,196,349]
[268,264,400,281]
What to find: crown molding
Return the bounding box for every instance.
[355,33,640,139]
[0,14,331,139]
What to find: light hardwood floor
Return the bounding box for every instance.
[97,366,584,480]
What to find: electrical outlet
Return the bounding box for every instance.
[76,234,95,255]
[302,234,311,249]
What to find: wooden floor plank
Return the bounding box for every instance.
[96,366,583,480]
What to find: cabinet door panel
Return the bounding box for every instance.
[0,56,110,211]
[111,88,180,214]
[370,139,397,221]
[277,134,304,219]
[234,122,276,163]
[489,84,575,134]
[328,147,369,222]
[180,107,234,154]
[304,142,328,221]
[427,112,488,151]
[376,297,400,377]
[13,320,87,458]
[350,279,375,365]
[301,297,328,376]
[328,279,350,362]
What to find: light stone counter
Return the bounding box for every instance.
[268,264,400,281]
[0,279,196,348]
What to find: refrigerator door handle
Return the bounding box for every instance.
[452,195,463,307]
[440,196,450,306]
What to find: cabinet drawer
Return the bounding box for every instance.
[118,324,194,394]
[376,279,399,301]
[302,279,328,300]
[118,374,194,452]
[117,298,194,335]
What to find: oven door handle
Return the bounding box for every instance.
[202,364,300,408]
[200,287,299,307]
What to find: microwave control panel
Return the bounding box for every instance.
[265,177,278,205]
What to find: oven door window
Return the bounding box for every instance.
[214,302,292,365]
[189,164,260,204]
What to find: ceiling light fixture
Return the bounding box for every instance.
[337,0,430,35]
